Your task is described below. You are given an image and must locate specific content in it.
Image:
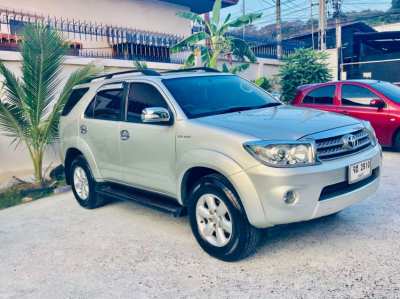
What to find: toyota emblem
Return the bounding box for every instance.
[342,134,358,150]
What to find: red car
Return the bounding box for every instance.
[293,80,400,150]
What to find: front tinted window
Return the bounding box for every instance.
[341,85,378,107]
[163,75,278,119]
[303,86,335,105]
[127,83,168,123]
[372,82,400,103]
[85,88,124,120]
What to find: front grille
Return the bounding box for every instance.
[315,129,372,160]
[319,167,379,201]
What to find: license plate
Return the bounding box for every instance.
[348,160,372,184]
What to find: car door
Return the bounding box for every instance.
[339,83,390,144]
[299,84,340,113]
[79,83,125,180]
[119,81,176,196]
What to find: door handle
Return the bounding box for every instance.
[120,130,130,141]
[80,125,88,134]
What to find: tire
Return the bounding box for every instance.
[70,155,106,209]
[394,131,400,152]
[188,174,261,262]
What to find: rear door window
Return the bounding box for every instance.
[303,85,336,105]
[341,85,380,107]
[62,88,89,116]
[85,86,124,121]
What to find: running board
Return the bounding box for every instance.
[96,183,186,217]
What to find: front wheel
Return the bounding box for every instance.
[188,174,261,262]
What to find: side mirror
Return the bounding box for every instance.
[141,107,171,123]
[370,99,385,109]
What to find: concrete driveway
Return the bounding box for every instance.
[1,152,399,298]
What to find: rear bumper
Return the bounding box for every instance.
[230,144,382,228]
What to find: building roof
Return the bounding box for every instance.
[159,0,238,13]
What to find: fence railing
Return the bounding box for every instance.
[0,7,187,64]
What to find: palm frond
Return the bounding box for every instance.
[42,64,101,144]
[20,24,67,128]
[226,12,263,28]
[170,32,210,53]
[230,38,257,63]
[212,0,222,25]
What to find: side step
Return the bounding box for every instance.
[96,183,186,217]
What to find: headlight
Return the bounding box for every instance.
[362,121,377,146]
[243,141,318,167]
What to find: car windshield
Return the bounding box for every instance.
[372,81,400,103]
[162,75,280,118]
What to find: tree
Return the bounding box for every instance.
[279,48,332,103]
[253,77,273,92]
[0,24,99,185]
[171,0,262,71]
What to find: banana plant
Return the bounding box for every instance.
[0,24,100,185]
[171,0,262,71]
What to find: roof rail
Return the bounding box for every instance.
[163,67,221,74]
[91,69,161,81]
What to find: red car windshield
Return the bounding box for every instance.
[372,82,400,103]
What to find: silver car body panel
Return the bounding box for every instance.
[60,72,382,228]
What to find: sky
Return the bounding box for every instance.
[221,0,392,27]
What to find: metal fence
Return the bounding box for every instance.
[0,7,188,64]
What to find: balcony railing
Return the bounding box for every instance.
[0,7,188,64]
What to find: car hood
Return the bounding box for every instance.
[196,105,361,140]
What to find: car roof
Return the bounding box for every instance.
[73,70,233,89]
[297,79,383,91]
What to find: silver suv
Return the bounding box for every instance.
[60,68,381,261]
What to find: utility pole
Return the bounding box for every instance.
[276,0,283,59]
[311,0,315,50]
[333,0,343,79]
[242,0,246,40]
[318,0,327,50]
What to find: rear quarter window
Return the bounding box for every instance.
[61,88,89,116]
[303,85,336,105]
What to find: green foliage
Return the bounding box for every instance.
[0,24,100,185]
[253,77,272,92]
[279,48,332,103]
[133,60,148,70]
[171,0,262,71]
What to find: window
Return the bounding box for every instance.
[303,86,336,105]
[126,83,169,123]
[371,82,400,103]
[162,75,278,119]
[62,88,89,116]
[85,88,124,121]
[341,85,379,107]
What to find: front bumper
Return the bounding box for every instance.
[230,144,382,228]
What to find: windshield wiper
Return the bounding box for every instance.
[220,102,282,114]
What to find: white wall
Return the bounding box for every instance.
[374,23,400,32]
[0,0,191,36]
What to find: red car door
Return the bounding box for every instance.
[297,84,340,113]
[338,83,391,145]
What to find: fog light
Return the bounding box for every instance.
[283,190,297,204]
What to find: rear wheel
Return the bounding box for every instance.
[70,156,107,209]
[188,174,261,262]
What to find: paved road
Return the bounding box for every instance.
[0,152,399,299]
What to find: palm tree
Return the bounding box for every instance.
[0,24,99,186]
[171,0,262,70]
